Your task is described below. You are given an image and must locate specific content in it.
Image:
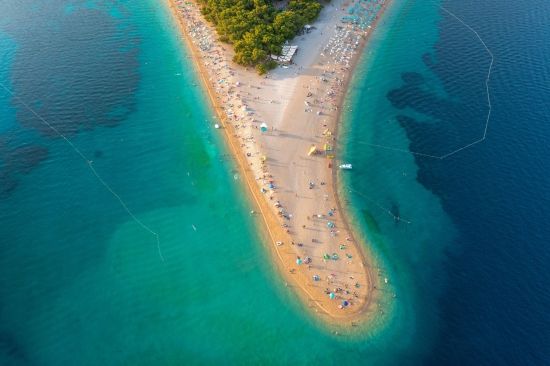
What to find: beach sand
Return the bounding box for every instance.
[167,0,390,328]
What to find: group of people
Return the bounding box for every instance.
[174,0,390,313]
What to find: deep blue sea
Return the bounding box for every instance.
[342,0,550,364]
[1,0,549,365]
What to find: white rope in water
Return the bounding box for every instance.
[348,188,412,225]
[0,82,165,263]
[360,3,494,160]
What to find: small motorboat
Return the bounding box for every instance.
[339,164,352,170]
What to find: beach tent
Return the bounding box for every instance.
[308,145,318,156]
[270,45,298,65]
[260,122,268,132]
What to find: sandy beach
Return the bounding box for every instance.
[167,0,390,327]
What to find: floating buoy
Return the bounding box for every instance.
[214,124,220,129]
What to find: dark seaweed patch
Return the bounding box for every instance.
[1,2,140,197]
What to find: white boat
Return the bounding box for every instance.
[339,164,352,170]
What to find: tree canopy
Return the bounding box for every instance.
[198,0,324,73]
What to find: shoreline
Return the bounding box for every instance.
[330,0,395,329]
[167,0,392,329]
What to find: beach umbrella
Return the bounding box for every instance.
[260,122,268,133]
[329,293,336,300]
[308,145,317,156]
[296,258,303,265]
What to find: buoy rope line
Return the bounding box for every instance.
[0,82,165,263]
[359,2,494,160]
[348,188,412,224]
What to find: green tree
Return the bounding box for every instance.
[197,0,325,72]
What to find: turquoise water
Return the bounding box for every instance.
[340,0,455,358]
[0,0,414,364]
[3,0,549,364]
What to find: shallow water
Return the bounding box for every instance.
[0,1,400,364]
[1,0,549,365]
